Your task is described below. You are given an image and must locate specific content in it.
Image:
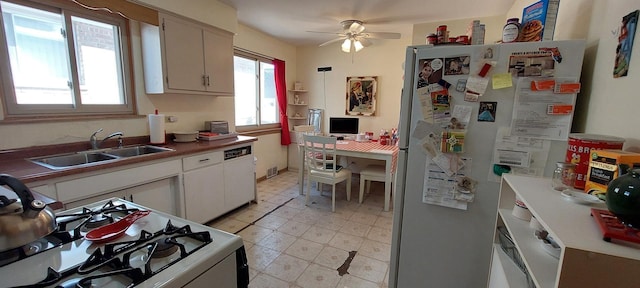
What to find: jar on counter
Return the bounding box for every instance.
[552,162,576,191]
[502,18,520,43]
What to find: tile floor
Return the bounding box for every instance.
[208,170,393,288]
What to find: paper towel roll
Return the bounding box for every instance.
[148,114,165,144]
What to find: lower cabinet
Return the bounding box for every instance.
[65,178,177,216]
[182,145,256,224]
[57,160,183,216]
[183,162,226,223]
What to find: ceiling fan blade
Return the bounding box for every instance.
[363,32,401,39]
[319,37,347,47]
[307,30,345,35]
[349,21,365,34]
[358,38,372,47]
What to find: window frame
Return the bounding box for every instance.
[0,0,136,119]
[233,49,280,132]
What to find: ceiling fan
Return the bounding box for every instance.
[310,20,401,53]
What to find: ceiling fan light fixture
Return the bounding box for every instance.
[341,38,352,53]
[354,40,364,52]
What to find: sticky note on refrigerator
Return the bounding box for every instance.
[492,73,513,89]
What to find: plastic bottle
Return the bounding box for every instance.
[502,18,520,43]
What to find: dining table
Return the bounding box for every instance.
[298,139,399,211]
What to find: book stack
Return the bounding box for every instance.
[198,132,220,141]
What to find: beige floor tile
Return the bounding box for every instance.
[238,225,274,244]
[255,214,289,230]
[366,226,392,245]
[263,254,309,282]
[209,218,250,234]
[256,231,297,252]
[277,220,311,237]
[373,216,393,230]
[336,274,380,288]
[284,238,324,261]
[349,212,379,226]
[358,239,391,262]
[234,208,268,223]
[328,232,364,252]
[246,244,281,271]
[338,221,371,237]
[313,215,348,231]
[313,246,350,270]
[348,254,389,283]
[301,226,337,244]
[296,263,341,288]
[234,171,393,288]
[271,206,303,220]
[249,273,290,288]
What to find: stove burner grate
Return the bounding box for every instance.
[591,208,640,244]
[24,220,213,287]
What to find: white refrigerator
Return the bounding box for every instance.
[389,40,585,287]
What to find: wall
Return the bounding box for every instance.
[580,0,640,150]
[233,24,297,177]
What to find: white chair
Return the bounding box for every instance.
[303,134,352,212]
[359,165,392,208]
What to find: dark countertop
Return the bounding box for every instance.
[0,135,258,209]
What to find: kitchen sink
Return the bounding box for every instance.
[30,152,119,170]
[29,145,174,170]
[103,145,174,157]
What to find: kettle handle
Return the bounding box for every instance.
[0,174,44,215]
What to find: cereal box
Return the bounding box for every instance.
[521,0,560,42]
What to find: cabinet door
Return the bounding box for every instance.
[203,29,234,95]
[184,164,226,223]
[224,155,255,209]
[125,178,177,216]
[162,15,205,91]
[65,190,125,210]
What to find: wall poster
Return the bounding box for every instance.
[346,76,377,116]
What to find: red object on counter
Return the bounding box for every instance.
[591,208,640,244]
[566,134,625,190]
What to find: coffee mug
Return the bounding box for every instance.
[356,134,365,141]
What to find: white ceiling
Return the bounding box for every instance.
[218,0,516,46]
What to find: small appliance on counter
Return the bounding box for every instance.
[205,121,229,134]
[0,182,249,287]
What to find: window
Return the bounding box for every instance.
[233,51,278,128]
[0,0,133,117]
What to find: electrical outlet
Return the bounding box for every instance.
[165,116,178,123]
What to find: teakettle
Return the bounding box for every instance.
[0,174,57,252]
[606,168,640,228]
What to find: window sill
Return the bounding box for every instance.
[237,125,282,137]
[0,114,145,125]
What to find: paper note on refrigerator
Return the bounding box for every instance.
[423,157,471,210]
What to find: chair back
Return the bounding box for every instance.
[303,134,339,177]
[294,125,315,144]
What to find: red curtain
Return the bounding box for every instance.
[273,59,291,145]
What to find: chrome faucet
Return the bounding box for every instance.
[90,128,124,149]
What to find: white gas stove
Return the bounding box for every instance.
[0,198,249,287]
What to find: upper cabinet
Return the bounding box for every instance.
[140,13,234,96]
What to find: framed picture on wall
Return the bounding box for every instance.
[346,76,377,116]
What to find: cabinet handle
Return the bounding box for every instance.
[202,75,207,86]
[206,75,211,86]
[130,195,133,202]
[199,158,210,162]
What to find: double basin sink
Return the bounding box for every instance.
[29,145,174,170]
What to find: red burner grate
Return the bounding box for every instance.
[591,208,640,243]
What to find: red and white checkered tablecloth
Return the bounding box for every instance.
[335,141,399,171]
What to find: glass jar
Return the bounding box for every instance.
[552,162,576,191]
[502,18,520,43]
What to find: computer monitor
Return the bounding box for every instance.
[329,117,359,135]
